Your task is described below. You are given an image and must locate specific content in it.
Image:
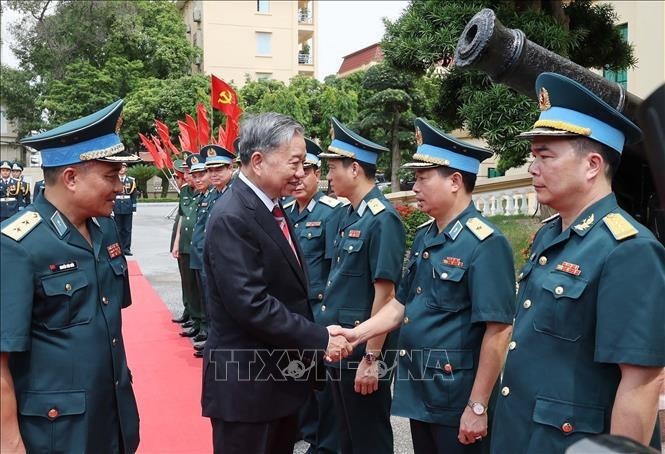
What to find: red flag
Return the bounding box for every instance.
[217,125,227,147]
[185,114,199,150]
[229,102,243,121]
[211,75,238,117]
[177,121,193,152]
[155,120,180,155]
[152,135,174,170]
[139,133,163,169]
[196,103,210,147]
[225,116,239,152]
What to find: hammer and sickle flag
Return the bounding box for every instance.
[211,75,239,118]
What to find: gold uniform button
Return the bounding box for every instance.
[112,338,117,347]
[422,251,429,259]
[354,320,360,326]
[441,272,448,279]
[508,341,516,350]
[442,363,453,374]
[348,245,354,251]
[399,349,406,357]
[321,305,326,312]
[102,297,109,305]
[295,223,299,228]
[523,299,532,309]
[561,422,573,433]
[307,233,312,239]
[501,386,510,396]
[65,283,72,291]
[555,286,564,295]
[416,287,422,294]
[47,408,59,419]
[538,256,548,266]
[403,316,409,324]
[317,293,323,301]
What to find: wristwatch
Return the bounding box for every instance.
[468,400,488,416]
[363,352,377,364]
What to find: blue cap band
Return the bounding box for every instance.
[416,144,481,174]
[305,153,320,166]
[329,139,378,165]
[205,156,233,167]
[190,163,206,172]
[40,133,123,167]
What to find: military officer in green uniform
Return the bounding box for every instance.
[285,138,342,453]
[0,99,140,453]
[191,144,235,357]
[317,117,406,454]
[491,73,665,453]
[331,118,516,454]
[113,162,138,255]
[0,160,20,222]
[11,162,31,210]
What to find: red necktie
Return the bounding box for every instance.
[272,205,300,264]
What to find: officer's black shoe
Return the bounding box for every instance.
[193,349,204,358]
[193,341,206,352]
[171,313,190,324]
[124,250,133,256]
[181,320,195,328]
[179,327,200,337]
[192,331,208,343]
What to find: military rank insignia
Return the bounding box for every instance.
[449,220,463,240]
[443,257,464,267]
[603,213,638,240]
[574,213,594,232]
[306,221,321,227]
[555,261,581,276]
[348,229,361,238]
[107,242,122,258]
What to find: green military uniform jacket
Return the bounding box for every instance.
[393,202,515,426]
[0,196,140,454]
[178,185,198,254]
[492,194,665,453]
[317,186,406,368]
[190,186,224,270]
[285,192,342,304]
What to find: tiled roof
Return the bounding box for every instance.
[337,43,384,75]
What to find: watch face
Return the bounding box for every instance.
[472,402,485,415]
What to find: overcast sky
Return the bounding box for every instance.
[1,1,409,80]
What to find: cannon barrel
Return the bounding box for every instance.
[454,8,664,242]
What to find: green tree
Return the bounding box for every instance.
[126,163,158,198]
[381,0,635,173]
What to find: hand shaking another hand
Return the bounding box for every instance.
[324,325,359,362]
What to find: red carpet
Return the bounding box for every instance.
[123,261,212,453]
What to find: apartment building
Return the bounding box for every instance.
[176,0,316,86]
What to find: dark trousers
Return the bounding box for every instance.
[410,419,486,454]
[329,367,393,454]
[210,414,298,454]
[193,269,208,331]
[176,253,196,318]
[298,390,318,446]
[114,213,133,252]
[312,380,341,454]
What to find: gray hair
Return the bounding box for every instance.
[238,112,304,165]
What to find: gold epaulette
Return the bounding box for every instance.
[465,217,494,241]
[416,218,434,230]
[541,213,560,224]
[367,198,385,215]
[319,195,340,208]
[603,213,638,241]
[1,211,42,242]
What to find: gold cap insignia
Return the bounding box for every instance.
[191,156,199,164]
[415,127,423,146]
[330,125,335,140]
[538,87,551,111]
[115,114,123,134]
[207,148,217,157]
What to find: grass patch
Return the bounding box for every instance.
[489,214,542,270]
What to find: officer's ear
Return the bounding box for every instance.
[585,151,604,182]
[250,150,265,176]
[449,171,464,193]
[61,166,81,191]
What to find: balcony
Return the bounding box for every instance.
[298,52,313,65]
[298,9,312,24]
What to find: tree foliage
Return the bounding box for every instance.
[381,0,635,172]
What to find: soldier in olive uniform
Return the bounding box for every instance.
[332,118,516,454]
[11,163,31,210]
[491,73,665,453]
[113,162,138,255]
[0,100,140,453]
[285,138,343,453]
[317,117,406,454]
[0,160,20,222]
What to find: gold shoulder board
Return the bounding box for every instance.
[417,218,434,230]
[603,213,638,241]
[466,217,494,241]
[319,195,340,208]
[1,211,42,242]
[367,198,385,215]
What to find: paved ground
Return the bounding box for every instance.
[130,203,415,454]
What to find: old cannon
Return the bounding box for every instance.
[454,8,665,243]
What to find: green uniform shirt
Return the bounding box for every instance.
[0,196,140,454]
[317,186,406,368]
[492,194,665,453]
[190,186,224,270]
[178,185,198,254]
[392,202,515,426]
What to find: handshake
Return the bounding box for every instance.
[324,325,361,362]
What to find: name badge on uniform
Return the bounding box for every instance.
[555,261,581,276]
[348,229,361,238]
[107,242,122,259]
[306,221,322,227]
[49,261,78,273]
[443,257,464,267]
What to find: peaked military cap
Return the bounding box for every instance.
[1,160,13,170]
[173,159,186,173]
[319,117,388,165]
[404,118,493,174]
[20,99,139,167]
[186,153,206,173]
[304,138,323,168]
[11,162,24,171]
[201,144,234,168]
[519,72,642,153]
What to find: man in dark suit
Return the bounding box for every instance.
[202,112,352,454]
